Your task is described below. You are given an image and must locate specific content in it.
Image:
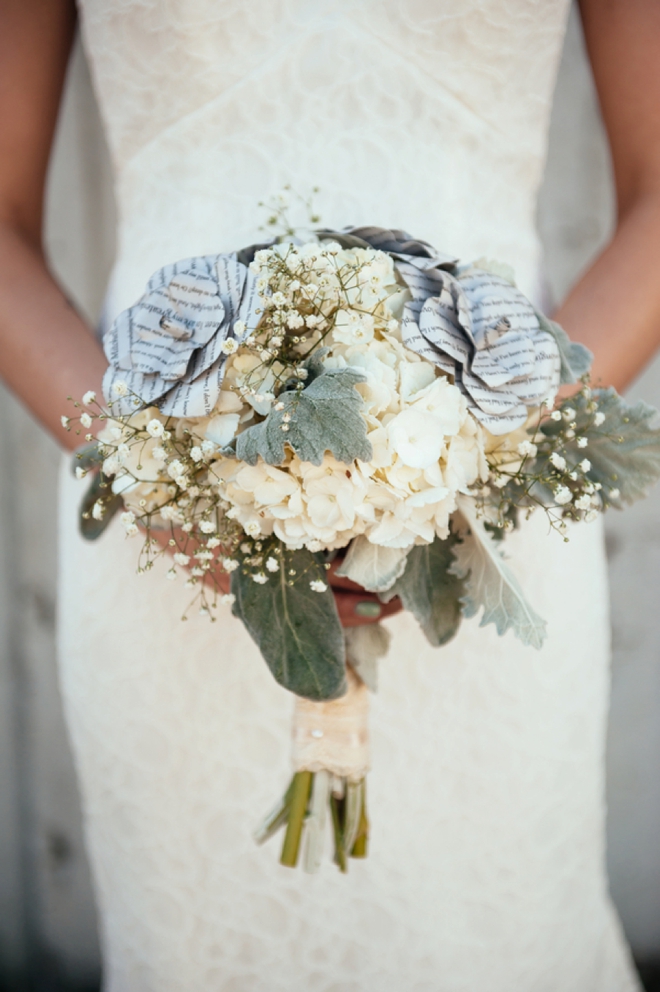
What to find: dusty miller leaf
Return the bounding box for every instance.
[380,532,464,647]
[231,547,346,701]
[71,442,103,476]
[344,623,391,692]
[543,387,660,506]
[536,310,592,385]
[236,366,372,466]
[451,497,546,649]
[335,538,410,593]
[79,472,123,541]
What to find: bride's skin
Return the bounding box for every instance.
[0,0,659,626]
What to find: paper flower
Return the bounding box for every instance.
[402,267,561,434]
[103,254,260,417]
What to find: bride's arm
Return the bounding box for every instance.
[557,0,660,390]
[0,0,106,452]
[0,1,392,627]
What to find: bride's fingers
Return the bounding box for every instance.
[334,590,402,628]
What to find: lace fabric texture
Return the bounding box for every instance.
[292,667,370,780]
[58,1,642,988]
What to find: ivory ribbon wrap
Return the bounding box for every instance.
[292,667,370,781]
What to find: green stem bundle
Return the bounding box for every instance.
[255,771,369,872]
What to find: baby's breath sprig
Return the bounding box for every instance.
[257,185,321,240]
[478,379,620,540]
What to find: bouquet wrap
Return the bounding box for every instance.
[292,665,369,781]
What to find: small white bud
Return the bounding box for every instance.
[146,418,164,438]
[554,485,573,505]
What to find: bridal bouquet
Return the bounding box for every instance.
[65,224,660,873]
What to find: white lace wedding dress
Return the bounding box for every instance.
[58,2,641,989]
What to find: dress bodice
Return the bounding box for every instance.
[77,1,570,322]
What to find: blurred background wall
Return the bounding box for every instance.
[0,5,658,989]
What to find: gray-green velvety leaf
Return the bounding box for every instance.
[536,311,592,384]
[236,366,372,467]
[79,472,123,541]
[344,622,391,692]
[231,548,346,701]
[451,497,546,649]
[544,387,660,506]
[71,442,104,476]
[380,533,464,647]
[335,538,410,592]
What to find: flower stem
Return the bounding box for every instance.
[330,793,348,873]
[280,771,313,868]
[350,781,369,858]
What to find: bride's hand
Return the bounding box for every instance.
[150,528,402,628]
[327,558,402,628]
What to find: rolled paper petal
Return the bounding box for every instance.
[418,294,472,366]
[460,270,539,342]
[461,365,524,418]
[102,252,261,417]
[402,259,561,430]
[395,259,445,305]
[470,332,536,387]
[107,255,228,371]
[292,666,370,782]
[504,332,562,405]
[157,355,227,418]
[102,365,170,415]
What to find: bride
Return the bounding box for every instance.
[1,1,658,989]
